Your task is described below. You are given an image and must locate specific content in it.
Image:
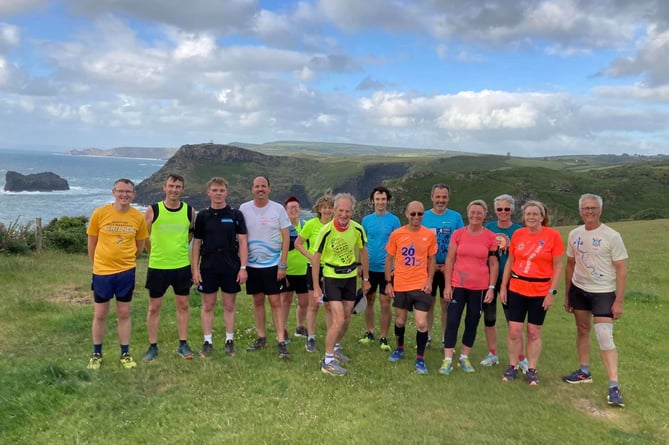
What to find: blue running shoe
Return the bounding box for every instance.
[502,365,517,382]
[527,368,539,386]
[458,356,475,373]
[607,386,625,407]
[388,348,404,362]
[563,369,593,384]
[415,358,428,375]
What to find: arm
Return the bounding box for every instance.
[612,259,627,319]
[237,234,248,284]
[191,238,202,285]
[484,255,499,303]
[499,254,513,305]
[424,254,435,295]
[311,252,323,298]
[135,238,146,257]
[278,227,290,280]
[143,205,154,254]
[564,256,576,312]
[384,253,395,298]
[87,235,98,267]
[359,246,371,293]
[544,254,564,310]
[442,246,456,302]
[294,235,314,262]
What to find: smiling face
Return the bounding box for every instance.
[372,191,388,213]
[285,200,301,221]
[405,201,425,230]
[431,187,449,214]
[112,180,135,208]
[467,204,486,227]
[207,183,228,208]
[495,199,513,224]
[523,205,544,230]
[334,196,353,226]
[579,198,602,228]
[163,177,184,203]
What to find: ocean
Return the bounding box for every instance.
[0,149,164,226]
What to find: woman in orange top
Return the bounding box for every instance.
[500,200,564,386]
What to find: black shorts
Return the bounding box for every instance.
[145,265,192,297]
[431,269,445,298]
[198,267,241,294]
[506,290,547,326]
[568,285,616,318]
[322,276,357,302]
[393,290,432,312]
[366,271,387,296]
[284,273,309,294]
[246,266,283,295]
[91,268,135,303]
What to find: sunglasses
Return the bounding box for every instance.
[496,207,511,212]
[409,211,424,217]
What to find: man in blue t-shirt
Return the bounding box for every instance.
[422,184,464,348]
[360,186,401,351]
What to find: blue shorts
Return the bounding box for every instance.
[92,268,136,303]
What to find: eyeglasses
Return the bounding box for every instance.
[496,207,511,212]
[114,189,134,194]
[409,212,424,217]
[580,207,600,212]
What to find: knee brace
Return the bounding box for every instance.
[594,322,615,351]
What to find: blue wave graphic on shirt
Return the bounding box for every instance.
[248,240,281,266]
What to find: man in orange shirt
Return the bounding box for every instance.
[384,201,437,374]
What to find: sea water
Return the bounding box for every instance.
[0,149,164,226]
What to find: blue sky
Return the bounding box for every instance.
[1,0,669,156]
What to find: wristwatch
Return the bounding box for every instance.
[549,288,557,295]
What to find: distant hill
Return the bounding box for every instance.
[134,142,669,225]
[65,147,177,160]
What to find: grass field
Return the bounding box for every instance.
[0,220,667,444]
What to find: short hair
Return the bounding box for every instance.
[431,183,451,196]
[313,195,334,217]
[166,173,185,185]
[578,193,603,209]
[284,195,300,206]
[253,175,270,187]
[493,194,515,211]
[114,178,135,190]
[334,192,356,209]
[369,186,392,202]
[467,199,488,213]
[522,200,550,226]
[207,177,229,189]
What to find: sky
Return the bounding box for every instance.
[1,0,669,157]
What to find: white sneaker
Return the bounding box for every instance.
[480,352,499,366]
[518,358,529,374]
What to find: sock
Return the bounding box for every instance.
[150,342,158,348]
[416,354,424,360]
[120,344,129,355]
[490,348,497,356]
[459,354,468,360]
[580,364,591,374]
[93,344,102,354]
[324,354,335,365]
[226,332,234,341]
[308,334,316,341]
[416,330,428,356]
[204,334,212,344]
[179,340,186,346]
[395,324,405,348]
[609,380,619,389]
[519,354,526,362]
[334,342,342,351]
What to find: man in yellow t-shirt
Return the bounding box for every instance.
[86,178,149,370]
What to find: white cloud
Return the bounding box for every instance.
[0,23,20,51]
[0,0,45,16]
[604,25,669,86]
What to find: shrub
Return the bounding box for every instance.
[0,218,36,254]
[43,216,88,254]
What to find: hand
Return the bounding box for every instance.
[421,282,432,295]
[500,290,507,305]
[192,270,202,286]
[386,282,395,298]
[543,294,554,311]
[483,288,494,304]
[362,280,371,293]
[444,287,453,303]
[612,301,624,320]
[237,269,247,284]
[277,268,287,281]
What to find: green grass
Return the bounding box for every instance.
[1,220,668,444]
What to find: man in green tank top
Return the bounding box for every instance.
[142,174,196,362]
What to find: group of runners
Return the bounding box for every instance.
[85,174,627,408]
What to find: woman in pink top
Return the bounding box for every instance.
[438,200,499,375]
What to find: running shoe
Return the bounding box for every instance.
[607,386,625,407]
[527,368,539,386]
[321,359,347,376]
[415,358,428,375]
[282,330,292,345]
[224,339,237,357]
[518,358,529,375]
[502,365,518,382]
[438,359,453,375]
[142,345,158,363]
[199,341,213,358]
[388,348,404,362]
[87,352,102,370]
[563,369,593,384]
[480,352,499,367]
[458,357,475,373]
[278,341,290,359]
[120,352,137,369]
[358,332,375,345]
[334,347,351,363]
[305,338,317,353]
[294,326,308,337]
[177,342,194,359]
[246,337,267,352]
[379,337,392,352]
